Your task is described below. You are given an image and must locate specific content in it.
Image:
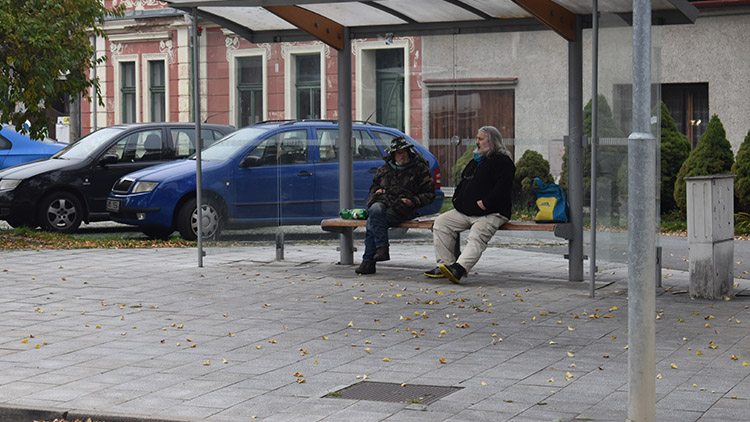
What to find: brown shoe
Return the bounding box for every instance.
[373,246,390,262]
[355,260,376,275]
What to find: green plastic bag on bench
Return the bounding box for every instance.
[531,177,568,223]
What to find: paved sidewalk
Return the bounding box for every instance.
[0,242,748,422]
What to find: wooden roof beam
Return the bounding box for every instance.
[264,5,345,50]
[512,0,577,42]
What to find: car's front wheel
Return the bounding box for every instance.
[37,192,83,233]
[176,198,222,241]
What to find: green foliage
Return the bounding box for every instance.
[451,147,475,186]
[736,212,750,236]
[674,114,735,215]
[0,0,123,139]
[513,150,553,210]
[731,130,750,212]
[560,95,625,207]
[659,101,691,214]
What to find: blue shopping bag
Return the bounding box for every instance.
[531,177,568,223]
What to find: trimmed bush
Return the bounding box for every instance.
[513,150,554,210]
[560,95,625,206]
[659,101,691,214]
[674,114,735,215]
[732,129,750,212]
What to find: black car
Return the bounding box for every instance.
[0,123,234,233]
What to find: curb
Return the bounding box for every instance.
[0,406,187,422]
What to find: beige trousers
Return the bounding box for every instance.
[433,209,508,272]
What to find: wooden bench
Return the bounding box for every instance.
[321,217,573,240]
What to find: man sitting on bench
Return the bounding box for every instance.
[355,136,436,275]
[424,125,515,283]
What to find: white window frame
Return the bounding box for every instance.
[354,40,411,135]
[141,54,170,122]
[283,44,326,119]
[113,54,140,124]
[228,48,268,128]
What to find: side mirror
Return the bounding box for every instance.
[240,155,261,168]
[99,152,118,166]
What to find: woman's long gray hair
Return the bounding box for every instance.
[478,126,512,158]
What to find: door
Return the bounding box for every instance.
[231,129,314,223]
[314,128,385,218]
[428,89,515,186]
[86,128,168,215]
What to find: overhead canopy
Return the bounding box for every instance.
[167,0,698,48]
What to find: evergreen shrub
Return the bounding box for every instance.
[513,150,554,210]
[659,101,691,214]
[674,114,734,215]
[732,130,750,212]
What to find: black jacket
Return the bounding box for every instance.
[367,152,436,219]
[452,153,515,219]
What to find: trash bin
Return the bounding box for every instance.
[686,175,734,299]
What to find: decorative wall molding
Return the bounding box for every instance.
[113,0,164,10]
[109,32,171,43]
[159,39,174,64]
[225,36,239,61]
[110,42,123,56]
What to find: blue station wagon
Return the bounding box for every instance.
[107,120,444,240]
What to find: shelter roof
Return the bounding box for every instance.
[166,0,698,47]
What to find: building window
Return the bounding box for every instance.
[613,83,707,147]
[149,60,165,122]
[376,49,404,131]
[295,54,321,119]
[662,83,708,148]
[237,56,263,126]
[355,41,410,135]
[121,62,136,123]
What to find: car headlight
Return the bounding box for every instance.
[0,179,22,192]
[131,181,159,193]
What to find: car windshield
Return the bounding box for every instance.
[52,127,127,160]
[195,127,270,161]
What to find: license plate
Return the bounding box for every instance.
[106,199,120,213]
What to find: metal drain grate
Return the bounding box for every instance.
[324,381,462,405]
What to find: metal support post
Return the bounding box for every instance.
[628,1,656,420]
[567,16,584,282]
[192,9,205,267]
[337,27,354,265]
[590,0,599,297]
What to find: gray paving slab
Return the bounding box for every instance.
[0,240,748,421]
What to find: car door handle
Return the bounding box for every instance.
[297,171,313,177]
[368,167,378,173]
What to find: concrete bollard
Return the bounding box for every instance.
[686,175,734,299]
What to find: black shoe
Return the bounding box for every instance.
[439,263,466,284]
[424,267,445,278]
[373,246,390,262]
[355,260,376,275]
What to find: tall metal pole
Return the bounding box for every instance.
[590,0,599,297]
[193,9,205,267]
[337,27,354,265]
[337,28,354,264]
[568,16,584,282]
[628,0,656,420]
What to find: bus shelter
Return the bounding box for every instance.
[163,2,697,420]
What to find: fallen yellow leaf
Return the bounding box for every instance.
[670,363,678,369]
